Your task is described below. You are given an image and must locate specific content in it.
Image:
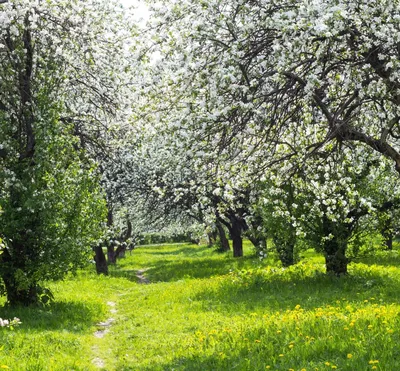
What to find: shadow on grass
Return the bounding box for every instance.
[144,255,256,282]
[354,250,400,267]
[189,262,400,314]
[140,245,212,257]
[108,266,140,282]
[0,300,103,333]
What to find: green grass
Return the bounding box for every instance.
[0,242,400,370]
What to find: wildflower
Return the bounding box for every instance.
[279,354,284,357]
[255,340,261,343]
[368,325,373,330]
[347,354,353,359]
[266,366,270,369]
[331,366,337,369]
[295,304,301,310]
[325,362,330,366]
[368,360,379,364]
[371,367,377,370]
[277,330,282,334]
[289,344,294,349]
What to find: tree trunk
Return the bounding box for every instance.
[94,245,108,275]
[0,241,40,306]
[324,238,348,275]
[107,243,117,264]
[115,243,127,259]
[323,217,349,275]
[249,235,267,253]
[384,233,393,251]
[3,279,38,306]
[381,219,393,250]
[207,229,218,247]
[274,235,295,267]
[216,220,230,251]
[229,219,243,257]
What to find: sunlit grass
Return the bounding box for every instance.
[0,243,399,370]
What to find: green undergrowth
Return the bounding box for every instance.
[0,243,400,370]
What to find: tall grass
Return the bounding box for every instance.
[0,242,399,370]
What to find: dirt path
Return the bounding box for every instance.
[92,301,117,368]
[92,271,150,368]
[136,268,150,284]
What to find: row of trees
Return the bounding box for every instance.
[119,0,400,274]
[0,0,136,305]
[1,0,400,305]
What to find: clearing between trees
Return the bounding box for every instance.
[0,242,399,370]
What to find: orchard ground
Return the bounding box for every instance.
[0,242,399,370]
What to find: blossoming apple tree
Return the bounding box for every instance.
[0,0,135,305]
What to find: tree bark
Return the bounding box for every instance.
[382,220,393,251]
[216,220,230,251]
[229,218,243,257]
[248,235,267,253]
[107,242,117,264]
[322,217,349,275]
[94,245,108,275]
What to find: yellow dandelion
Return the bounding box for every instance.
[289,344,294,349]
[347,354,353,359]
[279,354,284,357]
[368,360,379,364]
[266,366,271,369]
[331,366,337,370]
[295,304,301,310]
[325,362,330,366]
[255,340,261,343]
[277,330,282,334]
[371,367,377,370]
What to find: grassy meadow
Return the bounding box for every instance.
[0,241,400,370]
